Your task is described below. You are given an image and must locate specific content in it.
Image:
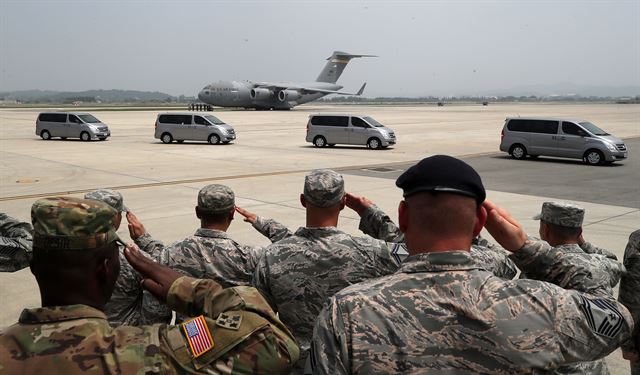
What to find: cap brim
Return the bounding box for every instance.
[403,186,478,200]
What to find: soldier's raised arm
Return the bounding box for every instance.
[346,193,405,243]
[619,229,640,368]
[0,213,33,272]
[235,206,294,243]
[127,211,166,259]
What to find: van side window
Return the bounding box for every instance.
[507,119,529,132]
[351,117,368,128]
[529,120,558,134]
[39,113,67,122]
[562,122,586,136]
[311,116,348,127]
[69,115,82,124]
[194,116,208,125]
[159,115,192,124]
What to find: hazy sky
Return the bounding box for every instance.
[1,0,638,97]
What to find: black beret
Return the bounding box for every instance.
[396,155,486,204]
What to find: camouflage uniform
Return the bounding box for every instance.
[358,204,518,279]
[0,213,33,272]
[253,170,408,372]
[135,185,292,325]
[0,197,299,374]
[310,240,634,374]
[620,229,640,375]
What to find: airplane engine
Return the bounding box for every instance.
[278,90,301,102]
[250,88,274,100]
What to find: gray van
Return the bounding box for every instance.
[306,114,396,149]
[154,113,236,144]
[499,117,627,165]
[36,112,110,141]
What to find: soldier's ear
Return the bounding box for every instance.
[338,195,346,211]
[300,194,307,208]
[398,200,408,233]
[473,204,487,237]
[195,206,202,219]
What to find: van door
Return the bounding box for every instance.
[528,120,559,156]
[46,113,67,137]
[172,114,193,140]
[311,116,349,144]
[558,122,589,158]
[67,114,84,138]
[193,115,212,141]
[349,117,372,145]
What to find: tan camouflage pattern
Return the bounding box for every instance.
[0,213,33,272]
[358,204,518,279]
[310,240,633,374]
[303,169,345,208]
[0,276,299,374]
[533,201,584,228]
[31,197,120,251]
[197,184,235,214]
[253,226,407,371]
[84,188,128,212]
[619,229,640,375]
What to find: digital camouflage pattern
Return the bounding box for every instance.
[580,241,619,260]
[310,240,633,374]
[84,189,128,212]
[358,204,518,279]
[253,226,408,371]
[303,169,345,207]
[533,201,584,228]
[619,229,640,375]
[197,184,235,214]
[129,216,293,325]
[0,276,299,374]
[31,197,120,251]
[0,213,33,272]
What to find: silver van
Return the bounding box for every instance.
[306,114,396,149]
[154,113,236,144]
[36,112,110,141]
[499,117,627,165]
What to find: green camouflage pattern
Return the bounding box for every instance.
[303,169,345,208]
[310,240,633,374]
[84,189,128,212]
[253,226,407,370]
[0,213,33,272]
[533,201,584,228]
[0,276,299,374]
[619,229,640,374]
[31,197,120,251]
[197,184,235,214]
[358,204,518,279]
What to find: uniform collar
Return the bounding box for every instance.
[399,251,480,273]
[19,304,106,324]
[294,226,345,238]
[194,227,230,239]
[553,243,584,254]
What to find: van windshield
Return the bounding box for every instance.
[204,115,225,125]
[579,122,609,136]
[78,114,101,123]
[363,116,384,127]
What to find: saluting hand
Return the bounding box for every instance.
[482,200,527,253]
[235,206,257,223]
[126,211,146,240]
[345,192,374,216]
[124,244,182,302]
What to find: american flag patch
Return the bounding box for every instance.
[182,315,214,358]
[579,296,625,338]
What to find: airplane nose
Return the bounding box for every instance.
[198,91,205,102]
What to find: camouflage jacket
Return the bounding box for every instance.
[580,241,618,260]
[358,205,518,279]
[253,226,407,370]
[0,213,33,272]
[135,217,292,325]
[0,276,299,374]
[310,240,633,374]
[619,229,640,357]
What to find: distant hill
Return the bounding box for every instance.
[0,89,195,103]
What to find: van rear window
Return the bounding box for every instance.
[311,116,348,127]
[38,113,67,122]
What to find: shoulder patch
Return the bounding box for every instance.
[579,296,625,338]
[216,312,243,330]
[392,243,409,265]
[182,315,214,358]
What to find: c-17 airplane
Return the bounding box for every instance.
[197,51,375,110]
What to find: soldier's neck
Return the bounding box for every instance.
[201,220,230,232]
[306,211,339,228]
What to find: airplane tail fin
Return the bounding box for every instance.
[316,51,376,84]
[356,82,367,96]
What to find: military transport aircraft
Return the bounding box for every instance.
[197,51,375,110]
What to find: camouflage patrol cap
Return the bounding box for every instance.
[31,197,121,251]
[396,155,486,204]
[197,184,235,214]
[304,169,345,208]
[533,201,585,228]
[84,189,128,212]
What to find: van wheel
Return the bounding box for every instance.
[584,149,604,165]
[509,144,527,160]
[80,132,91,141]
[40,130,51,140]
[208,134,220,145]
[367,137,382,150]
[313,136,327,148]
[161,133,173,144]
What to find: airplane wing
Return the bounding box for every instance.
[253,82,367,96]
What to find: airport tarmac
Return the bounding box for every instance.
[1,103,639,373]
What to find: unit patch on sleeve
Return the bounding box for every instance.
[216,312,243,330]
[182,315,214,358]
